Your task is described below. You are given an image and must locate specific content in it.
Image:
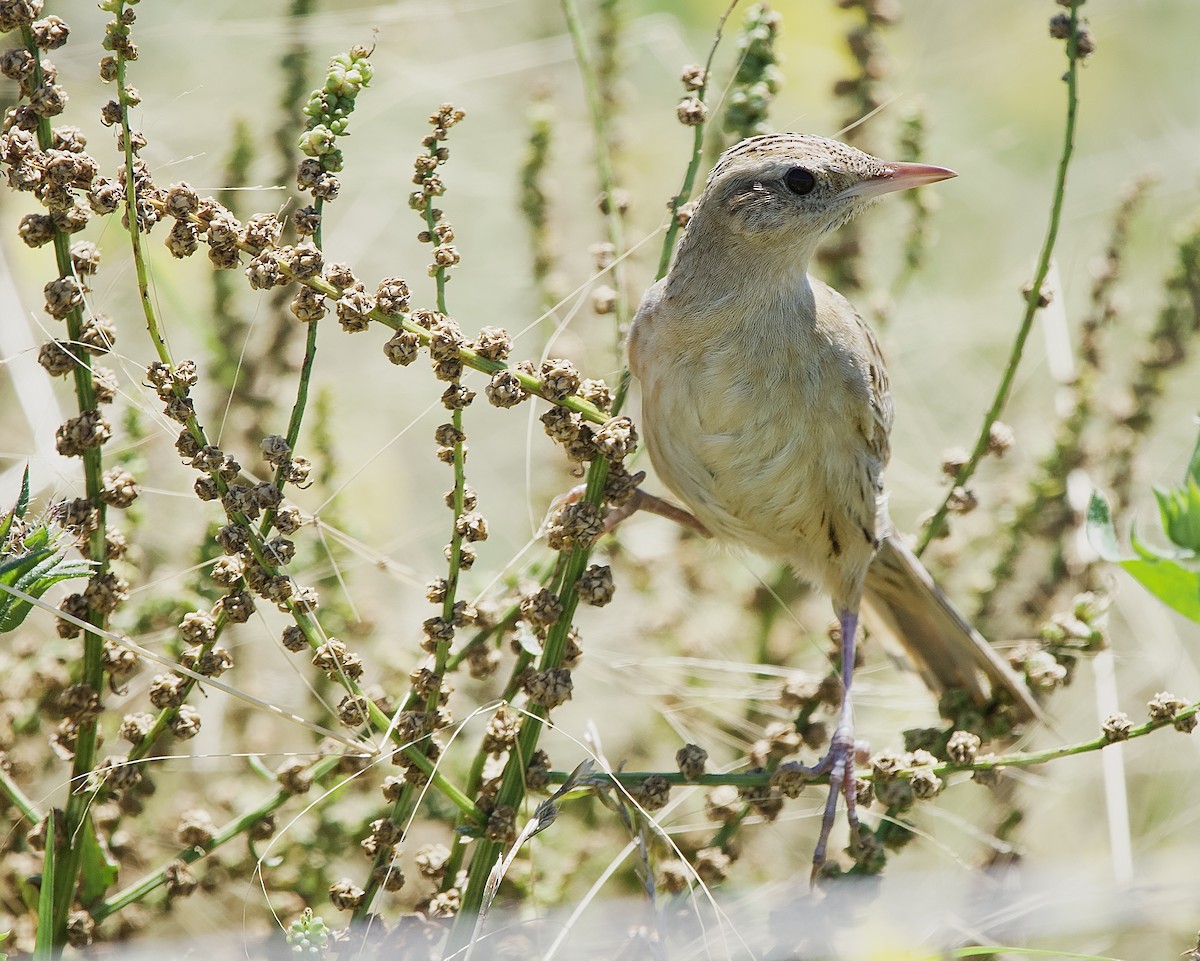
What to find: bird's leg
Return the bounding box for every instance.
[609,488,712,536]
[552,477,712,537]
[801,606,862,880]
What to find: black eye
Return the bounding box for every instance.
[783,166,816,196]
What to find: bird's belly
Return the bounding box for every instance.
[640,344,876,581]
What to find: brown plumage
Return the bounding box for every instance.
[626,133,1038,875]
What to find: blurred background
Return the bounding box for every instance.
[2,1,1199,957]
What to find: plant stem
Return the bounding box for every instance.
[92,754,343,922]
[24,17,111,948]
[916,4,1083,555]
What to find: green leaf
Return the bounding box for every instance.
[33,814,55,960]
[0,546,55,584]
[14,466,30,521]
[1085,492,1123,561]
[0,553,93,633]
[1116,556,1200,623]
[0,464,32,556]
[78,817,118,907]
[22,524,50,551]
[1087,492,1200,622]
[513,621,543,657]
[1185,421,1200,487]
[1152,478,1200,553]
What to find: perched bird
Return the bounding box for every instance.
[626,133,1038,874]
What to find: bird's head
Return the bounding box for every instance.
[695,133,956,253]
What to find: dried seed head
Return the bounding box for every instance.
[18,211,54,247]
[281,625,308,652]
[246,251,287,290]
[43,275,82,319]
[69,241,100,275]
[694,847,731,886]
[55,409,111,456]
[939,446,969,478]
[591,284,617,315]
[946,730,981,765]
[523,667,573,708]
[323,261,356,290]
[1101,711,1132,743]
[541,405,581,443]
[986,421,1014,457]
[148,673,186,710]
[486,369,528,408]
[545,501,604,552]
[520,588,562,627]
[680,64,706,90]
[335,282,376,332]
[383,329,421,365]
[633,774,671,811]
[260,434,292,466]
[592,416,637,462]
[118,712,154,744]
[539,359,580,400]
[218,590,255,623]
[293,203,320,236]
[276,758,313,795]
[312,638,362,681]
[482,706,521,755]
[576,564,615,606]
[676,96,707,126]
[275,504,304,534]
[99,466,138,508]
[455,511,489,542]
[164,860,197,899]
[210,555,244,587]
[414,843,450,882]
[441,383,475,409]
[179,610,217,645]
[946,486,978,515]
[1148,691,1189,728]
[290,284,327,323]
[676,743,708,780]
[580,378,613,411]
[37,339,75,376]
[374,276,410,315]
[78,315,116,355]
[475,326,512,361]
[337,694,372,728]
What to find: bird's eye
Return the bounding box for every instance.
[783,167,816,196]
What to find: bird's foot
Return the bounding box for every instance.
[547,478,711,537]
[800,722,862,883]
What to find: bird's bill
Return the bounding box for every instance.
[838,162,957,201]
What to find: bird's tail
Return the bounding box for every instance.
[861,532,1042,723]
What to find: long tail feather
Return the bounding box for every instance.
[862,533,1042,723]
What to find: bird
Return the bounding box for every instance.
[625,132,1039,875]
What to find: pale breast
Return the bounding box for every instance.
[629,278,886,602]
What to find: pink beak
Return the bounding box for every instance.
[840,161,957,201]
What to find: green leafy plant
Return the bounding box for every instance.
[1088,426,1200,622]
[0,467,93,633]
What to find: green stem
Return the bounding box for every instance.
[452,459,608,936]
[654,3,737,281]
[560,0,627,351]
[93,754,343,922]
[916,6,1082,555]
[24,19,111,948]
[0,764,40,824]
[540,698,1198,788]
[282,201,324,454]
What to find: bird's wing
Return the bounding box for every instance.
[863,531,1044,724]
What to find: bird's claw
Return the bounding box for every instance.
[807,723,861,883]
